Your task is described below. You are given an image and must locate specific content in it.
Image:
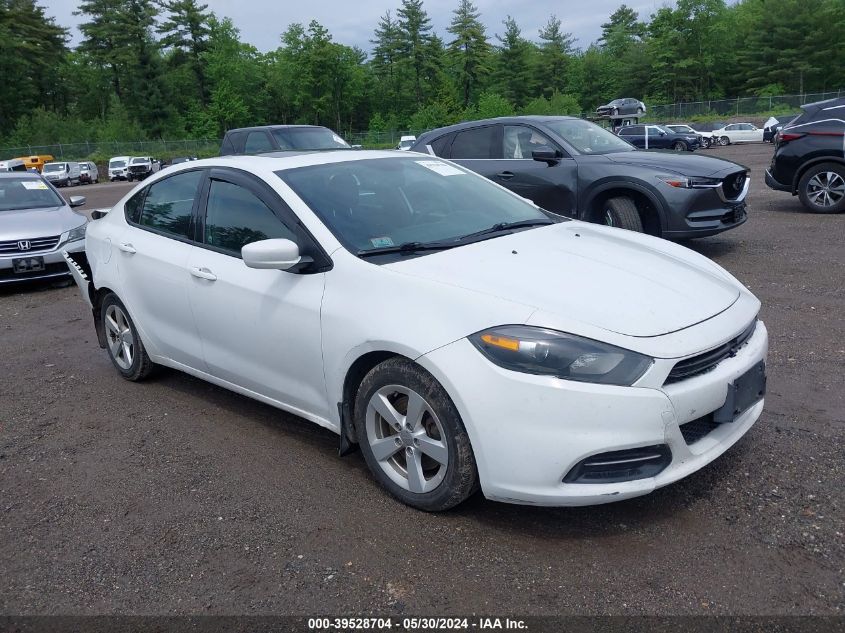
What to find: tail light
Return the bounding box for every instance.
[779,132,805,142]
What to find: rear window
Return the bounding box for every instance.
[271,128,350,151]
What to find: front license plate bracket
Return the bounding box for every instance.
[713,361,766,423]
[12,256,45,273]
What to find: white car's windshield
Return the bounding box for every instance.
[42,164,63,173]
[110,160,126,168]
[278,157,557,256]
[542,119,635,154]
[130,158,147,164]
[0,177,64,211]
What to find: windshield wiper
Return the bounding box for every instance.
[455,218,554,243]
[357,241,457,257]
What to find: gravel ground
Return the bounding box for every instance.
[0,145,843,616]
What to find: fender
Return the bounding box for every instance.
[791,155,845,193]
[581,179,668,233]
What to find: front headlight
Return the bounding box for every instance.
[469,326,653,386]
[66,222,87,242]
[658,175,721,189]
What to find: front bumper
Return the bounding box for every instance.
[44,176,69,187]
[660,174,750,239]
[418,321,768,506]
[0,238,84,284]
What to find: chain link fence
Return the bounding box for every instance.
[2,90,843,160]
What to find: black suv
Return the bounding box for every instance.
[617,124,700,151]
[765,98,845,213]
[220,125,350,155]
[410,116,749,238]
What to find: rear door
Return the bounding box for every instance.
[116,169,207,368]
[186,168,329,417]
[447,125,502,179]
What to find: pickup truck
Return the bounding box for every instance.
[127,156,160,181]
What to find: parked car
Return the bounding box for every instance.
[41,161,81,187]
[665,124,713,149]
[220,125,351,155]
[14,154,54,172]
[127,156,159,181]
[595,98,646,117]
[79,161,99,184]
[0,159,28,172]
[169,156,198,165]
[108,156,131,181]
[711,123,764,145]
[410,116,748,237]
[0,172,87,284]
[762,114,800,143]
[765,97,845,213]
[64,151,767,511]
[617,124,700,151]
[396,135,417,151]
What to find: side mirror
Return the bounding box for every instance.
[68,196,86,207]
[532,146,562,166]
[242,238,302,271]
[659,131,667,136]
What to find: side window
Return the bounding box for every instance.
[138,170,203,240]
[647,127,662,137]
[450,126,498,159]
[503,126,554,159]
[429,133,454,157]
[124,188,146,224]
[204,180,297,256]
[244,131,273,154]
[618,128,631,136]
[726,124,737,131]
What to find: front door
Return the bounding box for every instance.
[186,169,329,418]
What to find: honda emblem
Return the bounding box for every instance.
[18,240,31,251]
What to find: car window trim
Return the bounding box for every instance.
[196,166,333,271]
[125,167,207,245]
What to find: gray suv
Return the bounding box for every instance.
[0,173,87,284]
[411,116,750,238]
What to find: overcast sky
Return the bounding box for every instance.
[45,0,663,54]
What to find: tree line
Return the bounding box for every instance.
[1,0,844,148]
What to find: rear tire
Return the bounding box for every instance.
[354,357,478,511]
[101,294,155,381]
[602,196,644,232]
[797,163,845,214]
[701,138,711,149]
[719,136,730,146]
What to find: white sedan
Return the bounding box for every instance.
[64,151,768,510]
[711,123,765,145]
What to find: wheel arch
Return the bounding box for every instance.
[91,285,120,349]
[583,182,666,236]
[791,157,845,194]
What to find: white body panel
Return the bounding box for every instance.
[80,151,768,506]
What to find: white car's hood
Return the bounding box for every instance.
[385,223,740,338]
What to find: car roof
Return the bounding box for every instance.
[416,115,580,139]
[225,125,329,134]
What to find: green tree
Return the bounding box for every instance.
[537,15,575,97]
[157,0,213,104]
[447,0,491,108]
[396,0,434,108]
[370,11,403,114]
[492,16,536,108]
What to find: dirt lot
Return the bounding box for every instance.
[1,145,843,616]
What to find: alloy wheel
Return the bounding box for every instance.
[104,304,135,370]
[806,171,845,208]
[365,385,448,494]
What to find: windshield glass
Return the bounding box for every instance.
[542,119,635,154]
[110,160,126,168]
[277,157,555,256]
[42,163,63,172]
[271,128,350,151]
[0,177,64,211]
[398,140,414,149]
[130,158,147,164]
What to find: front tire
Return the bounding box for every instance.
[672,141,687,151]
[798,163,845,214]
[719,136,730,146]
[701,138,711,149]
[602,196,644,232]
[354,358,478,511]
[101,294,155,381]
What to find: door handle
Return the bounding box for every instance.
[496,171,515,180]
[118,242,136,254]
[190,267,217,281]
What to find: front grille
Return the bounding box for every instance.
[128,165,148,173]
[563,445,672,484]
[0,235,61,255]
[722,171,747,200]
[680,415,720,445]
[665,320,757,385]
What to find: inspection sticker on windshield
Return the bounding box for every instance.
[21,181,49,190]
[416,160,464,176]
[370,236,394,248]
